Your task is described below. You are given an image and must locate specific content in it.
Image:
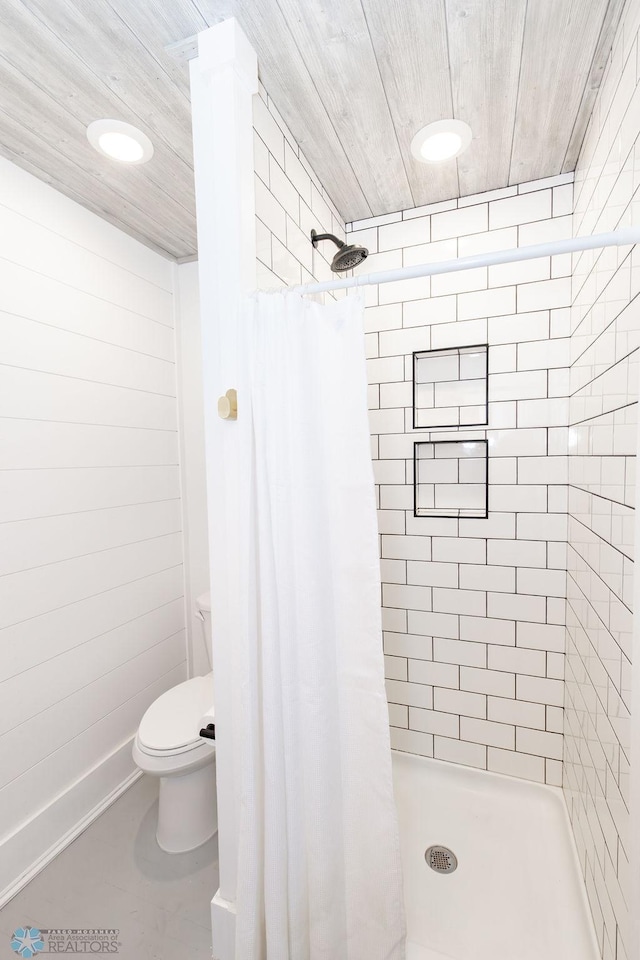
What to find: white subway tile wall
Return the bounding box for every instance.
[564,4,640,959]
[347,172,572,784]
[256,57,635,960]
[253,85,345,293]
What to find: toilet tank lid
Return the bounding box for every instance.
[196,591,211,613]
[138,674,214,752]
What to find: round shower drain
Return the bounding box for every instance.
[425,845,458,874]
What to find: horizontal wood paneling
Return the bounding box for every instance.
[1,567,185,683]
[0,601,185,737]
[0,157,186,888]
[0,501,183,578]
[1,420,178,469]
[1,315,176,396]
[0,204,173,324]
[0,466,181,523]
[0,259,176,357]
[0,631,186,785]
[0,160,174,291]
[0,664,185,838]
[0,533,183,629]
[1,368,179,431]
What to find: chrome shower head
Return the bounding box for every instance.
[310,229,369,273]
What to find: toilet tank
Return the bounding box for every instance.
[195,592,212,669]
[195,591,212,648]
[196,590,211,623]
[195,592,214,727]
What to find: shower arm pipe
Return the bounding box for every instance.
[290,226,640,294]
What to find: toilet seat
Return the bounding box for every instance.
[137,673,214,755]
[138,739,205,759]
[133,734,214,778]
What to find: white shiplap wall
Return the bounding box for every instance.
[0,156,186,900]
[347,174,574,784]
[564,2,640,957]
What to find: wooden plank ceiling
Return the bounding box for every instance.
[0,0,625,260]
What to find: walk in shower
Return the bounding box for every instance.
[184,13,639,960]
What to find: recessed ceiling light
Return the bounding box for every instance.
[87,119,154,165]
[411,119,472,164]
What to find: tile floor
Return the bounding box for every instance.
[0,775,216,960]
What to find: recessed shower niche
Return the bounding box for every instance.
[413,344,488,429]
[414,439,488,519]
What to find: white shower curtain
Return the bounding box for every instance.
[234,291,406,960]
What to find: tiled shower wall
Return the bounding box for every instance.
[347,174,574,786]
[563,2,640,957]
[252,83,345,292]
[247,64,637,958]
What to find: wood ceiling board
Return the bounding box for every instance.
[0,50,195,234]
[561,0,627,173]
[196,0,373,221]
[509,0,613,186]
[0,116,191,260]
[0,0,197,256]
[272,0,413,215]
[14,0,194,166]
[271,0,411,215]
[446,0,527,198]
[103,0,209,77]
[361,0,458,208]
[0,0,624,257]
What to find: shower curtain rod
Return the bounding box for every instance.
[290,226,640,295]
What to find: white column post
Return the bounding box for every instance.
[188,19,258,960]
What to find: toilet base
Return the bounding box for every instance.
[156,759,218,853]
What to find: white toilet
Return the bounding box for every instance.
[132,592,217,853]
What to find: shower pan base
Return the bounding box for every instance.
[392,751,599,960]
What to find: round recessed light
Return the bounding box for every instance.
[87,119,154,165]
[411,119,472,164]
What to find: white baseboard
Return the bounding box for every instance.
[0,737,141,908]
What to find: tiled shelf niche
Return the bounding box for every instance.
[414,439,488,519]
[413,344,488,429]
